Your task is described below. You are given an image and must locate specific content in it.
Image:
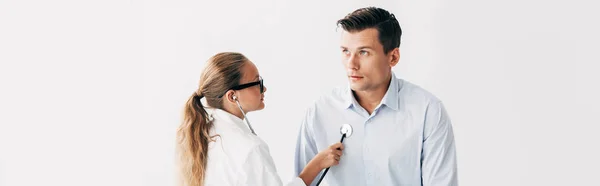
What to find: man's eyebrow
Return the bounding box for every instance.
[339,46,374,50]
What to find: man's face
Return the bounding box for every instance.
[340,28,398,92]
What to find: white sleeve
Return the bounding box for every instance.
[239,141,306,186]
[286,177,307,186]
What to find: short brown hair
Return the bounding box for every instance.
[337,7,402,54]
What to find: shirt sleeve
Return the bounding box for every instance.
[421,101,459,186]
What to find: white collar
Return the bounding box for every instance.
[209,108,253,135]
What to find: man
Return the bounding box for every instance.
[294,7,458,186]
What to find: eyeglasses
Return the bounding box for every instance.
[219,76,264,98]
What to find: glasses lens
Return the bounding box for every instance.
[259,78,264,93]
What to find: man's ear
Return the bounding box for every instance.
[389,48,400,67]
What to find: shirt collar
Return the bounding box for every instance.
[209,108,253,134]
[342,71,400,111]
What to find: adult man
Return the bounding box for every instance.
[294,7,458,186]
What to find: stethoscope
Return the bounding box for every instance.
[234,94,352,185]
[233,94,257,135]
[315,123,353,186]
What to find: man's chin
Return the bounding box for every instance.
[349,84,367,91]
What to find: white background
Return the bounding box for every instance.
[1,0,599,186]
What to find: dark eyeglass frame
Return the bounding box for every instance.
[218,76,264,98]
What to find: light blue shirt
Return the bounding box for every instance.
[294,72,458,186]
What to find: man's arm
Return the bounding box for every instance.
[294,107,320,186]
[421,101,458,186]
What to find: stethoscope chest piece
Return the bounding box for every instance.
[315,123,354,186]
[340,123,353,138]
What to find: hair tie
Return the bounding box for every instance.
[194,92,204,99]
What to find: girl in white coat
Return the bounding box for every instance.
[177,52,343,186]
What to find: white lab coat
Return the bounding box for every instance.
[203,108,306,186]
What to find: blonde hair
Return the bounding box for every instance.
[177,52,248,186]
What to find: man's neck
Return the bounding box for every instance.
[353,76,392,115]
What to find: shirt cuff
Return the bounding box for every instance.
[286,176,307,186]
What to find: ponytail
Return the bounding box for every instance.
[177,92,213,186]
